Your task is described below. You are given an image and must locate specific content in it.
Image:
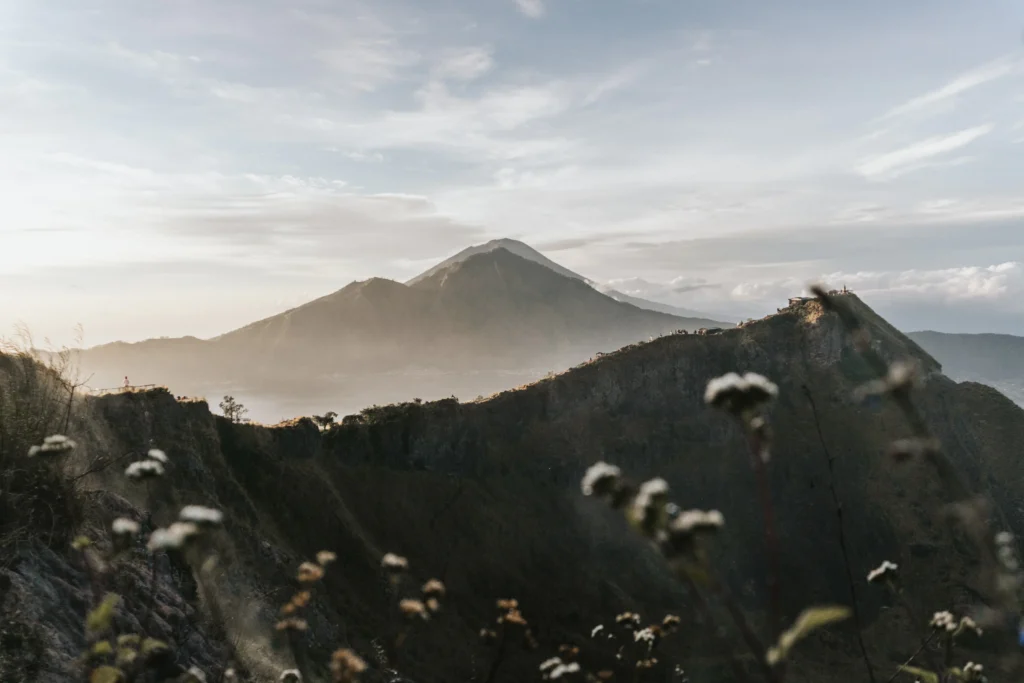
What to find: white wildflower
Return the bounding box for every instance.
[866,560,899,583]
[549,662,581,680]
[996,531,1014,546]
[581,461,621,496]
[279,670,302,682]
[540,657,562,672]
[28,434,77,457]
[704,373,744,406]
[930,610,957,632]
[958,616,983,636]
[125,459,164,480]
[704,372,778,412]
[633,478,669,512]
[147,522,199,551]
[743,373,779,399]
[886,361,919,391]
[179,505,224,527]
[381,553,408,571]
[111,518,140,536]
[671,509,725,534]
[184,667,207,683]
[963,662,984,681]
[590,624,605,638]
[147,448,168,463]
[634,627,656,644]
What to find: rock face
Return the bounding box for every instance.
[3,294,1024,682]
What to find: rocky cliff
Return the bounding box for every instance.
[3,294,1023,683]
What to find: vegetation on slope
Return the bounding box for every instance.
[2,292,1023,682]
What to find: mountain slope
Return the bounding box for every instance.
[595,285,726,324]
[9,294,1024,682]
[907,330,1024,406]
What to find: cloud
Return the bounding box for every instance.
[581,63,648,106]
[514,0,546,18]
[432,46,494,82]
[881,57,1018,120]
[730,262,1023,305]
[854,124,993,179]
[318,40,420,92]
[605,261,1024,334]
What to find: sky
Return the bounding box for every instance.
[2,0,1024,347]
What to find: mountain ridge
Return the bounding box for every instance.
[8,291,1023,681]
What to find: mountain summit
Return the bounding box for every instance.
[406,238,586,285]
[409,238,730,323]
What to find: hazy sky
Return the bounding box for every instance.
[2,0,1023,346]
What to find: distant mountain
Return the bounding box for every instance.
[212,247,696,370]
[410,238,731,325]
[75,247,716,414]
[594,285,726,323]
[907,330,1024,406]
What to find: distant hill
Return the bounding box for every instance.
[907,330,1024,406]
[213,247,697,371]
[410,238,731,326]
[74,247,719,416]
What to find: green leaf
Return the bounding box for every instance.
[116,634,141,649]
[766,605,852,665]
[73,536,92,550]
[897,665,939,683]
[115,648,137,667]
[85,594,121,638]
[91,640,113,656]
[140,637,169,656]
[89,666,125,683]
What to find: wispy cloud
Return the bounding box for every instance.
[431,46,494,82]
[318,40,421,92]
[880,57,1018,120]
[514,0,546,18]
[854,124,993,179]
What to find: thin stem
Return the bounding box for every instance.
[143,551,159,634]
[482,628,508,683]
[884,630,938,683]
[803,385,876,683]
[746,424,782,642]
[675,569,754,683]
[706,575,782,683]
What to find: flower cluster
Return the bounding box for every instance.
[480,598,537,650]
[582,464,725,579]
[540,657,581,681]
[330,648,367,683]
[125,460,164,480]
[28,434,77,457]
[930,610,957,632]
[111,517,140,537]
[962,661,986,682]
[276,549,336,633]
[179,505,224,527]
[704,372,778,416]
